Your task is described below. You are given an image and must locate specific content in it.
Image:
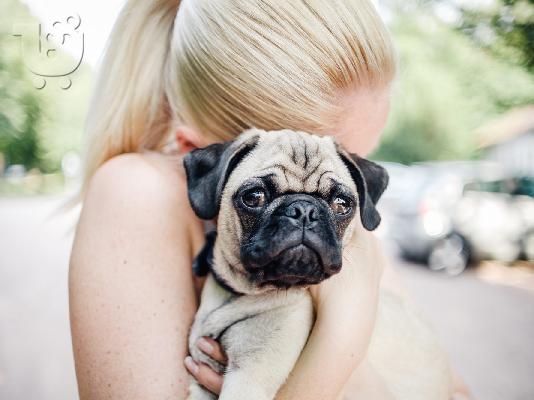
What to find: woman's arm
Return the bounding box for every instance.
[276,228,391,400]
[69,154,204,400]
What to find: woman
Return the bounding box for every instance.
[69,0,470,398]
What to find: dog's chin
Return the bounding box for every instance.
[245,244,333,290]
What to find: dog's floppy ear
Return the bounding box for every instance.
[184,135,259,220]
[336,146,389,231]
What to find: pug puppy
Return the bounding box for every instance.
[183,129,451,400]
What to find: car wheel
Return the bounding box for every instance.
[428,234,470,276]
[523,230,534,262]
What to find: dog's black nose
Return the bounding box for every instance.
[284,201,319,226]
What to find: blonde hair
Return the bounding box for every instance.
[82,0,395,193]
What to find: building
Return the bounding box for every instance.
[478,105,534,177]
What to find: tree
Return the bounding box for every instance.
[0,6,43,171]
[372,13,534,163]
[454,0,534,72]
[383,0,534,70]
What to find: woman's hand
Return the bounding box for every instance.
[184,337,227,395]
[185,225,386,399]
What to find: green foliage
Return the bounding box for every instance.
[0,1,43,170]
[0,93,41,168]
[456,0,534,72]
[373,14,534,163]
[0,0,93,173]
[36,62,94,173]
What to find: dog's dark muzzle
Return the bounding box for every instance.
[240,194,343,288]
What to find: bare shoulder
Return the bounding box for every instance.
[77,152,202,248]
[86,152,188,212]
[73,151,206,271]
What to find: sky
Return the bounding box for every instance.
[21,0,126,68]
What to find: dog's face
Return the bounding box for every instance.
[184,129,388,294]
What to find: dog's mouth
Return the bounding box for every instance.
[246,244,334,289]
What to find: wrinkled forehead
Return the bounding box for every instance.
[227,131,355,196]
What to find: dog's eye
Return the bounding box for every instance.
[331,195,352,215]
[242,188,266,208]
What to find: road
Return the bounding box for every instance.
[0,195,533,400]
[394,258,534,400]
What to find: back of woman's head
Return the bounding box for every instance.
[83,0,396,192]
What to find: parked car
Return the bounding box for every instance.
[454,176,534,263]
[383,161,511,275]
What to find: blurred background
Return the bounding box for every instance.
[0,0,533,399]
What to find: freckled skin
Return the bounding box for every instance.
[70,153,204,400]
